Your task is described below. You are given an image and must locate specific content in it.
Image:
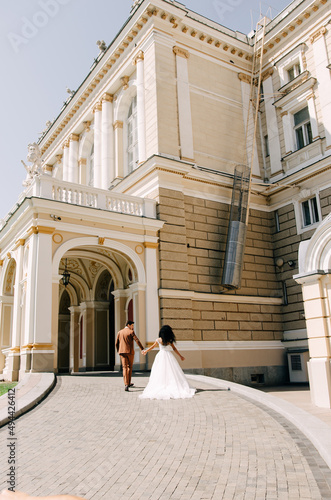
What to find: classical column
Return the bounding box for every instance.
[238,73,261,177]
[93,102,102,188]
[262,71,282,177]
[173,46,194,162]
[68,134,79,184]
[295,272,331,408]
[101,93,114,189]
[112,289,129,369]
[133,51,146,163]
[113,121,124,179]
[31,228,55,372]
[144,242,160,344]
[6,244,24,381]
[129,282,146,369]
[62,140,69,182]
[68,305,81,373]
[310,27,331,149]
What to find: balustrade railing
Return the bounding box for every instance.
[17,175,156,219]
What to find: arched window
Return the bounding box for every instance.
[88,144,94,186]
[127,96,138,173]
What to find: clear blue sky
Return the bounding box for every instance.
[0,0,291,219]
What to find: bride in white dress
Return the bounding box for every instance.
[139,325,196,400]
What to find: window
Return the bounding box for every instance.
[294,107,312,150]
[127,96,138,173]
[264,135,269,157]
[287,63,301,82]
[290,354,302,371]
[301,196,319,227]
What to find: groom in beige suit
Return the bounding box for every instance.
[116,320,144,391]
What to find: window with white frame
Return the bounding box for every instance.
[301,196,320,227]
[127,96,138,173]
[287,62,301,82]
[293,107,312,150]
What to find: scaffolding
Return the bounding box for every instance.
[221,18,267,289]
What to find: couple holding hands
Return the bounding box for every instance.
[116,321,195,399]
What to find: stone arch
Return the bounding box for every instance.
[298,212,331,273]
[114,80,137,122]
[53,237,145,284]
[93,267,113,301]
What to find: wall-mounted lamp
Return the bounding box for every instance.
[50,214,61,221]
[275,258,295,269]
[287,260,295,268]
[62,259,70,287]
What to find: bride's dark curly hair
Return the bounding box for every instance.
[159,325,176,345]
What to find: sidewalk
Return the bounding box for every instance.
[1,372,331,499]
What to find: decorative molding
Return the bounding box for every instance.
[98,237,105,245]
[113,120,123,130]
[310,26,327,44]
[280,111,288,117]
[93,102,102,113]
[0,260,3,267]
[83,121,91,132]
[14,239,25,250]
[238,73,252,84]
[158,289,283,305]
[133,50,144,65]
[55,154,63,164]
[135,244,144,254]
[101,93,113,103]
[261,68,274,81]
[78,158,87,166]
[121,76,130,90]
[52,233,63,244]
[69,134,79,142]
[27,226,55,236]
[173,46,189,59]
[31,343,54,351]
[7,252,11,259]
[144,242,158,249]
[62,140,69,149]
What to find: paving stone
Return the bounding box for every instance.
[0,374,331,499]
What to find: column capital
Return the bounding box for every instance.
[93,102,102,113]
[133,50,144,65]
[121,76,130,90]
[310,26,327,44]
[55,154,63,164]
[78,157,87,166]
[101,92,113,103]
[261,68,274,81]
[83,121,91,132]
[113,120,123,130]
[69,133,79,142]
[173,46,189,59]
[62,140,69,149]
[238,73,252,84]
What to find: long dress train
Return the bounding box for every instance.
[139,340,196,400]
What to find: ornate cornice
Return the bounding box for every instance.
[173,46,189,59]
[310,26,327,44]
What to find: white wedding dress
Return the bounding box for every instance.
[139,340,196,400]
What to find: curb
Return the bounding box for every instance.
[187,374,331,470]
[0,373,56,428]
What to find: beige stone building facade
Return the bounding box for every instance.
[1,0,331,407]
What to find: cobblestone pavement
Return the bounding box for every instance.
[1,374,331,500]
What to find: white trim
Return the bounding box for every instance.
[158,288,283,305]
